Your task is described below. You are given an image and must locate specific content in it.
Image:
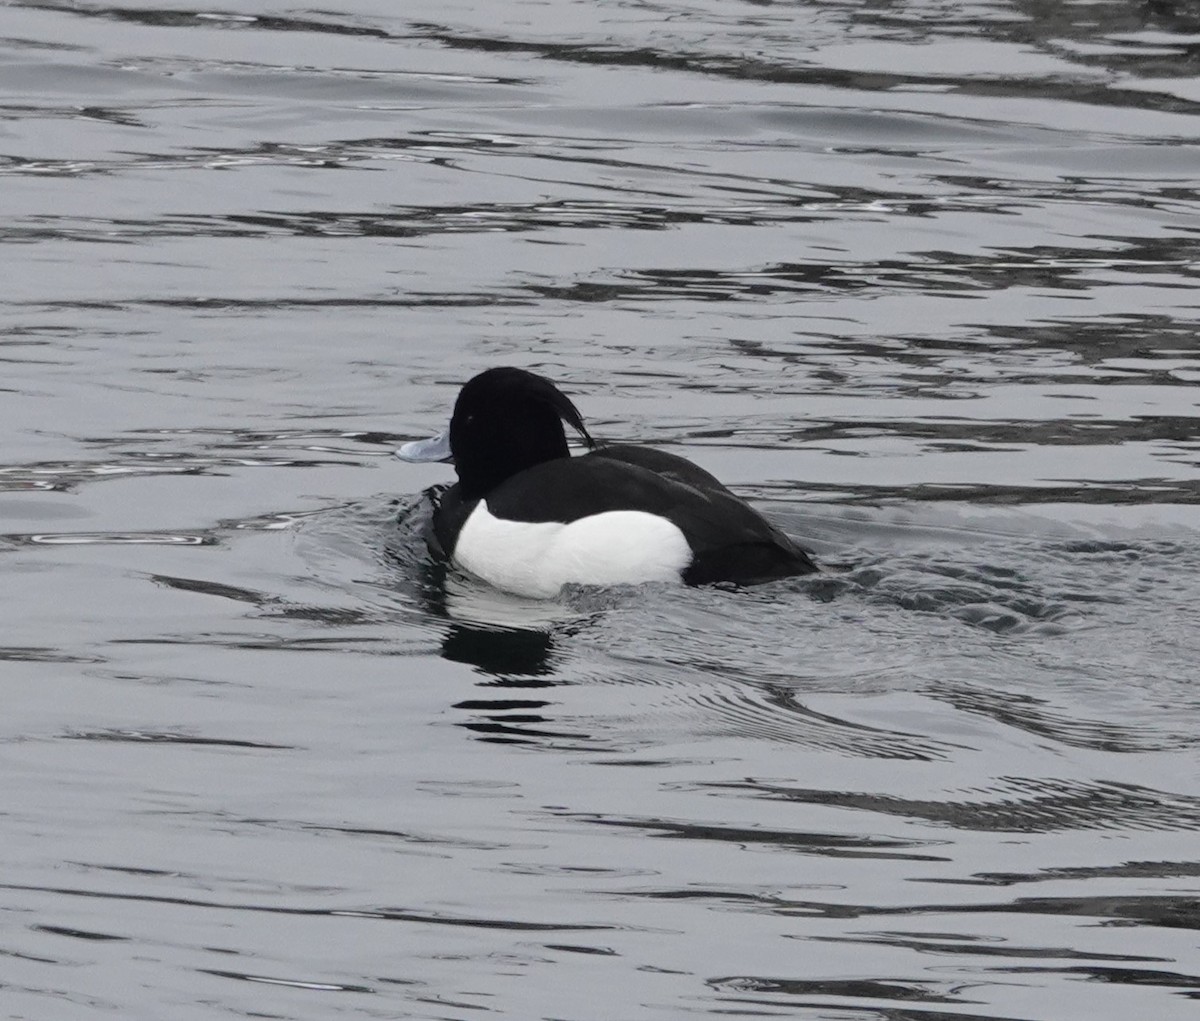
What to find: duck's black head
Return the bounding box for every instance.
[448,367,595,500]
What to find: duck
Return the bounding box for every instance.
[397,367,818,598]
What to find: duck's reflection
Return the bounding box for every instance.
[442,622,593,744]
[412,553,599,744]
[440,622,555,679]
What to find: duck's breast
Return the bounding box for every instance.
[453,501,692,599]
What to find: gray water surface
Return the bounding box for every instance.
[3,1,1200,1018]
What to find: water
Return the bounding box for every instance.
[3,0,1200,1017]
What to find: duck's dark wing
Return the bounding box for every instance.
[590,444,727,490]
[482,448,818,585]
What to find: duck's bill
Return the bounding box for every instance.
[395,429,453,463]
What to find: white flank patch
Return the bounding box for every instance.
[453,502,693,599]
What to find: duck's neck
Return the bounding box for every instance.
[453,406,570,500]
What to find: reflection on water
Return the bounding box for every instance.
[3,0,1200,1017]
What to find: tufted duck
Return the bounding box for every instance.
[397,367,817,597]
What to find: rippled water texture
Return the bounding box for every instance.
[4,0,1200,1018]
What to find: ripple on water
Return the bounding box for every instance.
[711,776,1200,834]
